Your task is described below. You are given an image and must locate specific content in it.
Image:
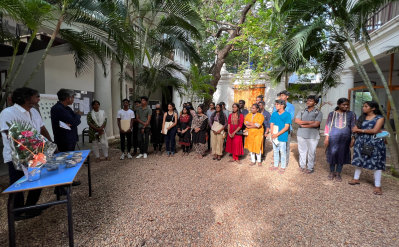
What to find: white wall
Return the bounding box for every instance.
[44,53,95,135]
[0,50,46,93]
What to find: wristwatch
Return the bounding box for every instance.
[362,129,365,133]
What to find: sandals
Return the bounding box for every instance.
[249,162,256,166]
[258,162,263,167]
[304,169,314,174]
[236,160,242,164]
[348,179,360,185]
[373,187,382,195]
[228,159,235,163]
[268,166,278,171]
[197,155,203,159]
[327,172,335,180]
[298,168,305,172]
[278,168,286,174]
[334,173,342,182]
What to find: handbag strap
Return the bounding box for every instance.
[329,111,335,134]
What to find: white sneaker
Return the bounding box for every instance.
[136,154,143,159]
[120,153,125,160]
[144,153,148,159]
[127,153,132,159]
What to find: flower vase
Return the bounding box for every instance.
[22,166,41,181]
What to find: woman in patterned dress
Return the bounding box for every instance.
[324,98,356,181]
[87,100,110,162]
[349,101,385,195]
[178,106,192,156]
[226,103,244,164]
[191,104,208,159]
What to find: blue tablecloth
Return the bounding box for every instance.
[3,150,90,194]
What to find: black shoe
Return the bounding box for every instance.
[72,181,81,186]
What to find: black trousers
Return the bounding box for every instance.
[120,132,132,153]
[133,128,139,152]
[8,162,42,216]
[56,142,76,152]
[138,127,150,154]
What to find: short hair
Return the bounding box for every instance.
[140,96,148,102]
[275,100,287,108]
[11,87,39,106]
[259,101,266,106]
[122,98,130,103]
[239,100,246,104]
[256,95,264,99]
[210,102,215,106]
[57,89,75,101]
[277,92,281,96]
[307,95,319,103]
[280,90,290,97]
[92,100,100,106]
[134,100,141,104]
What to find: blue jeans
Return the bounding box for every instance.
[273,142,287,169]
[165,127,177,154]
[330,164,343,173]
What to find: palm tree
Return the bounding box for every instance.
[184,65,213,102]
[273,0,399,174]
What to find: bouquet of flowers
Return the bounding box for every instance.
[7,120,57,181]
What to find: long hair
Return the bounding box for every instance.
[232,103,241,119]
[197,104,205,114]
[355,101,383,128]
[211,103,226,125]
[335,98,349,111]
[181,106,190,115]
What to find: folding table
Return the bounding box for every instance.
[2,150,92,247]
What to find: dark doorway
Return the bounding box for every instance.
[161,86,173,112]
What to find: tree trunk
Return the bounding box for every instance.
[345,36,399,175]
[364,42,399,140]
[23,8,66,87]
[0,30,37,110]
[204,0,257,110]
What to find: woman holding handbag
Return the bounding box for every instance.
[162,103,178,157]
[178,106,192,156]
[324,98,356,181]
[209,103,227,161]
[349,101,385,195]
[226,103,244,163]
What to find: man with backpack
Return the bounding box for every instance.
[294,95,323,174]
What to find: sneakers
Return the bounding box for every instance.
[120,153,125,160]
[136,154,143,159]
[144,153,148,159]
[127,153,133,159]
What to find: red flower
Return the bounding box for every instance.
[21,131,34,137]
[17,139,26,144]
[18,145,26,151]
[29,139,37,144]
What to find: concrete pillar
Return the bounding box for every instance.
[111,62,128,139]
[338,68,356,110]
[94,58,114,140]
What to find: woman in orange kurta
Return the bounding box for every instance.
[244,104,265,166]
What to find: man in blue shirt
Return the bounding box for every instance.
[269,100,292,173]
[273,90,295,165]
[258,101,271,156]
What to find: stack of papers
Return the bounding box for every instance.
[59,121,71,130]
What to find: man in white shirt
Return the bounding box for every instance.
[117,99,135,159]
[0,87,53,221]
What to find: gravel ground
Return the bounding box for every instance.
[1,142,399,247]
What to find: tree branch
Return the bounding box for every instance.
[239,0,257,25]
[205,18,238,28]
